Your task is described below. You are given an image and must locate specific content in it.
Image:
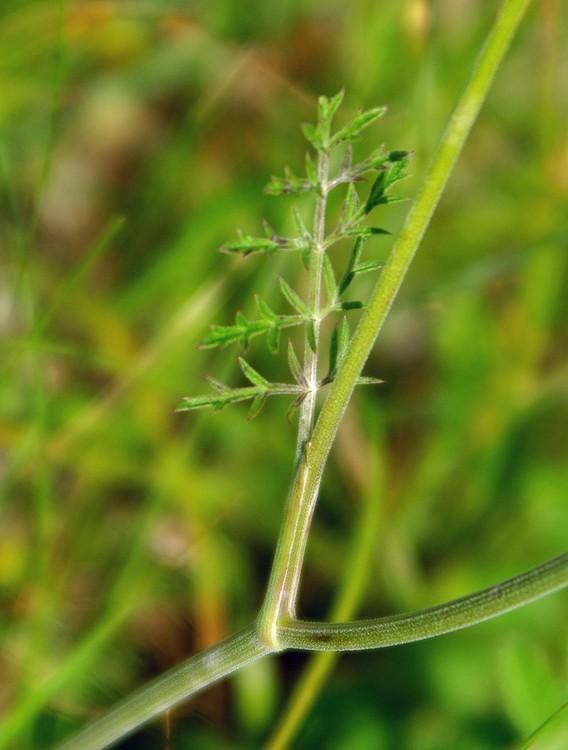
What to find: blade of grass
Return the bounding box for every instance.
[518,700,568,750]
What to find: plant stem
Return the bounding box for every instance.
[259,0,531,652]
[259,147,331,646]
[277,552,568,651]
[287,0,534,552]
[297,147,330,453]
[263,437,382,750]
[54,624,268,750]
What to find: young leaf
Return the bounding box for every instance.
[279,278,310,317]
[292,205,311,244]
[206,376,231,393]
[344,226,390,237]
[340,144,353,176]
[328,325,339,376]
[221,231,278,255]
[306,319,317,353]
[287,340,307,388]
[301,122,324,150]
[339,183,362,227]
[256,296,277,322]
[264,169,312,197]
[266,326,280,355]
[353,259,384,275]
[255,298,284,352]
[238,357,270,389]
[338,236,368,295]
[318,90,345,125]
[322,253,338,305]
[201,324,245,349]
[330,106,387,147]
[177,385,257,413]
[248,393,268,420]
[177,394,224,411]
[364,151,411,214]
[357,376,385,385]
[305,152,319,187]
[286,392,307,424]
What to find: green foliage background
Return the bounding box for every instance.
[0,1,567,748]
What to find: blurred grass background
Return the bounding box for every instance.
[0,1,567,748]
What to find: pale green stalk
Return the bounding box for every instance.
[52,555,568,750]
[297,147,330,451]
[258,131,332,645]
[54,625,269,750]
[264,442,382,750]
[276,551,568,650]
[291,0,534,540]
[259,0,533,652]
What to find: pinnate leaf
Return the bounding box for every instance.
[330,106,387,147]
[318,90,345,125]
[279,278,309,317]
[364,151,411,214]
[221,231,278,256]
[301,122,324,150]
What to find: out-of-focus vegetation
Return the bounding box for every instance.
[0,1,566,748]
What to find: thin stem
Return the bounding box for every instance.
[53,624,269,750]
[259,148,331,645]
[297,148,330,453]
[284,0,534,558]
[264,440,382,750]
[257,450,315,648]
[258,0,532,652]
[277,552,568,651]
[518,698,568,749]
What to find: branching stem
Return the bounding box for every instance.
[259,145,332,645]
[52,555,568,750]
[298,148,330,450]
[47,3,568,750]
[277,551,568,651]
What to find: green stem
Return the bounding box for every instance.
[53,624,268,750]
[308,0,532,491]
[277,552,568,651]
[262,0,533,651]
[257,443,315,648]
[297,147,330,452]
[53,552,567,750]
[264,440,382,750]
[259,146,331,646]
